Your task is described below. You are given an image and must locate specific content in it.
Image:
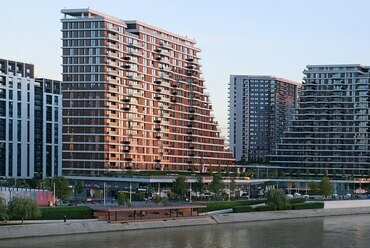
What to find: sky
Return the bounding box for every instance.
[1,0,370,137]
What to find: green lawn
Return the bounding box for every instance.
[198,200,266,213]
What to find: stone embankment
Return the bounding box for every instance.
[1,200,370,240]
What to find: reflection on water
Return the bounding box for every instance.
[1,215,370,248]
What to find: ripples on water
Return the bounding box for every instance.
[1,215,370,248]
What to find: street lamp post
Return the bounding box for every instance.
[53,182,56,207]
[129,182,132,204]
[189,182,192,203]
[228,178,231,202]
[103,182,106,206]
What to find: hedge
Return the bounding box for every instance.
[291,202,324,210]
[39,206,94,220]
[253,205,272,212]
[288,198,306,204]
[198,200,266,213]
[232,205,253,213]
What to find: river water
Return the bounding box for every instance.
[1,214,370,248]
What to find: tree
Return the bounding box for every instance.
[7,198,40,223]
[305,168,310,178]
[296,169,301,177]
[52,177,72,201]
[324,169,328,177]
[192,176,204,194]
[15,179,30,189]
[74,180,84,198]
[225,166,230,177]
[209,165,213,175]
[171,175,187,198]
[117,192,128,205]
[308,181,319,195]
[266,189,287,211]
[230,177,237,196]
[208,173,225,199]
[319,177,332,197]
[0,196,7,221]
[314,169,319,177]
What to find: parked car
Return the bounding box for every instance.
[286,194,294,198]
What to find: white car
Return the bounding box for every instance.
[294,193,302,198]
[286,194,294,198]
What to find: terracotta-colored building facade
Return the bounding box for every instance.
[61,8,233,176]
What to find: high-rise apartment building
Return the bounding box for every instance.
[271,65,370,178]
[61,8,233,176]
[0,59,62,178]
[228,75,299,162]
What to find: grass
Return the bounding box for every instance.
[39,206,93,220]
[198,199,266,213]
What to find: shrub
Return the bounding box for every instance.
[39,206,93,220]
[267,189,287,210]
[288,198,306,204]
[291,202,324,210]
[232,205,253,213]
[7,198,40,223]
[117,192,128,205]
[254,205,272,212]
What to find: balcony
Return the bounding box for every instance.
[171,91,177,95]
[155,88,161,93]
[159,42,173,50]
[154,159,161,163]
[124,157,133,162]
[154,96,161,101]
[122,64,131,70]
[122,141,130,146]
[122,106,130,111]
[154,119,161,124]
[128,50,143,56]
[122,98,130,103]
[128,41,142,48]
[154,80,161,85]
[170,98,177,103]
[154,127,161,132]
[189,108,195,114]
[189,153,195,157]
[122,147,130,153]
[155,135,161,139]
[187,131,193,135]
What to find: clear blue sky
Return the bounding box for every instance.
[1,0,370,136]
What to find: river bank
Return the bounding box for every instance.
[1,206,370,240]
